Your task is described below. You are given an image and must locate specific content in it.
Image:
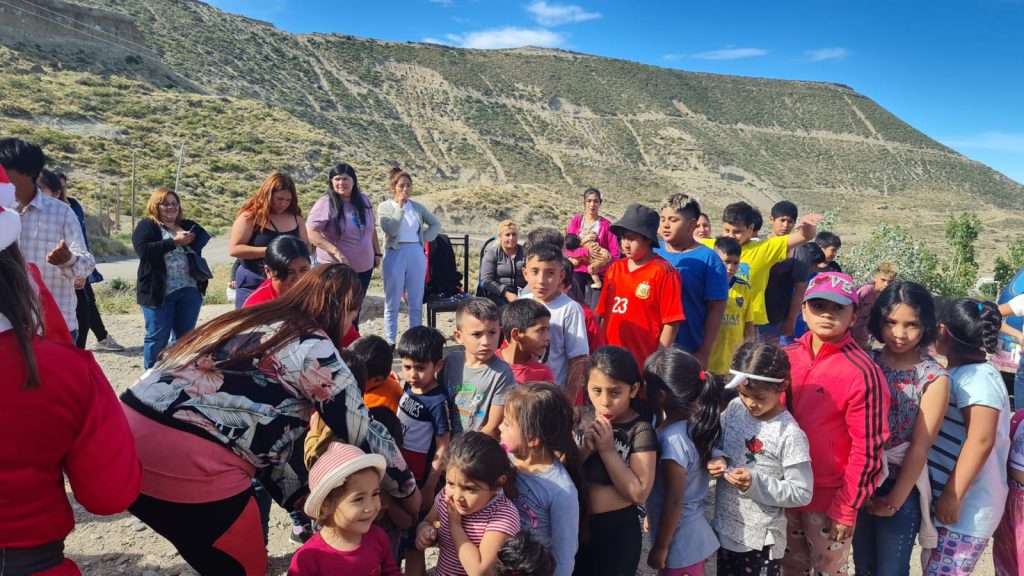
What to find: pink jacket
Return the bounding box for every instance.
[785,331,889,527]
[567,214,620,274]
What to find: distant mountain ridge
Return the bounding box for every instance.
[1,0,1021,244]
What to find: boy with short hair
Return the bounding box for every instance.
[395,325,454,575]
[708,237,755,378]
[350,335,403,413]
[762,200,809,343]
[703,201,821,327]
[440,297,515,438]
[500,299,556,384]
[522,243,590,402]
[850,262,898,348]
[656,193,728,368]
[815,231,843,273]
[597,203,684,370]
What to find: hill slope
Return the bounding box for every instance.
[1,0,1021,248]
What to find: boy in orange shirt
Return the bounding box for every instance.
[596,204,684,369]
[350,335,403,413]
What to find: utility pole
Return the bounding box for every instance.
[130,147,137,233]
[99,183,105,236]
[174,143,185,194]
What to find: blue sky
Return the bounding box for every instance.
[208,0,1024,184]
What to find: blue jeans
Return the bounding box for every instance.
[853,475,922,576]
[142,286,203,369]
[382,244,426,344]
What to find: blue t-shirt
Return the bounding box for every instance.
[398,384,455,484]
[647,420,719,568]
[927,362,1010,538]
[656,244,729,353]
[513,460,579,576]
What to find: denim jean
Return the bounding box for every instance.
[853,475,922,576]
[142,286,203,369]
[382,244,426,344]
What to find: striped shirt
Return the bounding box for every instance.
[435,488,520,576]
[927,362,1010,538]
[15,191,95,332]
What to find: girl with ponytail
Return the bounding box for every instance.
[573,345,657,576]
[642,347,721,575]
[707,341,812,575]
[924,299,1011,574]
[500,382,585,576]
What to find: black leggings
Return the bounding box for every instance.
[129,489,267,576]
[74,284,108,348]
[717,546,780,576]
[573,505,641,576]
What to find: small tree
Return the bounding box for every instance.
[842,223,940,289]
[994,238,1024,290]
[935,213,982,297]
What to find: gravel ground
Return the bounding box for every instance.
[67,294,992,575]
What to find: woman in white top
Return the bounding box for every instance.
[377,166,441,344]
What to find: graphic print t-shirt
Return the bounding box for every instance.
[440,351,515,433]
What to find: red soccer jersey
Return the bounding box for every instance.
[596,255,684,369]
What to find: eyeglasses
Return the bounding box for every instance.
[159,202,180,208]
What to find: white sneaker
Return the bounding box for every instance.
[94,335,125,352]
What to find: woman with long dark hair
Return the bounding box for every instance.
[0,205,141,575]
[306,163,381,300]
[121,264,418,575]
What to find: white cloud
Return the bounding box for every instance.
[691,48,768,60]
[525,1,601,26]
[443,27,566,49]
[941,132,1024,153]
[806,47,849,61]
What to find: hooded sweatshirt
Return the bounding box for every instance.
[785,331,889,526]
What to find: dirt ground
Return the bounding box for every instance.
[69,294,993,575]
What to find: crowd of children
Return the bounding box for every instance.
[277,193,1024,576]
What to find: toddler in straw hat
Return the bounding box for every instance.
[288,442,400,576]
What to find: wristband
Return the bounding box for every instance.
[375,253,382,257]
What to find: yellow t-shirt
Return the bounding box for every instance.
[709,277,755,374]
[702,235,788,325]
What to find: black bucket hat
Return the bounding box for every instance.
[610,204,660,244]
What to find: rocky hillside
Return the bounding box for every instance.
[1,0,1021,246]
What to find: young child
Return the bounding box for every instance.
[925,299,1011,575]
[596,203,684,370]
[523,242,590,401]
[350,335,403,413]
[574,346,658,576]
[814,231,843,273]
[850,262,898,349]
[415,431,521,576]
[703,201,821,328]
[501,382,583,576]
[565,232,611,289]
[394,326,453,576]
[784,271,889,575]
[500,299,556,383]
[289,443,400,575]
[851,281,948,575]
[708,342,812,575]
[643,348,722,575]
[368,405,416,563]
[655,193,729,369]
[493,532,558,576]
[708,236,755,381]
[441,297,515,438]
[993,408,1024,575]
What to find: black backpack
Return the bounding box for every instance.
[425,234,463,298]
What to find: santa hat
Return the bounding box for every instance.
[0,166,19,251]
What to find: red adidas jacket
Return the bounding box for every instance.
[785,331,889,527]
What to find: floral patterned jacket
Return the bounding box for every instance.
[121,323,415,508]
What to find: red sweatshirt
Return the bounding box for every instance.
[0,331,141,550]
[785,331,889,526]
